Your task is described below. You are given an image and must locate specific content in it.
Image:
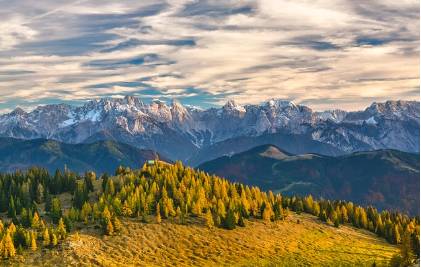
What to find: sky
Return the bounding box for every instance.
[0,0,419,113]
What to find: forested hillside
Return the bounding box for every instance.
[0,162,418,266]
[199,145,420,215]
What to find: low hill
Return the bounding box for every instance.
[0,137,165,174]
[198,145,420,215]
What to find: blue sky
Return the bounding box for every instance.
[0,0,419,113]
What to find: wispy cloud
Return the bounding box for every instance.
[0,0,418,113]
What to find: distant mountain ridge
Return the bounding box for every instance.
[198,144,420,215]
[0,137,165,174]
[0,96,418,163]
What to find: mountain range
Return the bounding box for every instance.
[199,145,420,215]
[0,135,418,214]
[0,137,164,174]
[0,96,418,164]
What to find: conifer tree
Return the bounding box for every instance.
[32,212,40,229]
[262,203,273,221]
[176,206,184,225]
[238,214,246,227]
[400,230,415,265]
[112,216,122,233]
[43,228,50,247]
[50,197,62,223]
[35,183,44,204]
[30,232,37,251]
[57,218,67,239]
[393,224,401,244]
[156,203,162,224]
[2,232,16,258]
[106,220,114,235]
[205,209,214,229]
[223,208,236,230]
[8,223,16,236]
[51,233,58,247]
[81,202,92,224]
[334,216,340,228]
[7,196,16,218]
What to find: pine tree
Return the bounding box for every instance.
[36,183,44,204]
[81,202,92,224]
[330,211,338,227]
[399,230,415,266]
[262,203,273,221]
[334,216,340,228]
[106,220,114,235]
[217,199,226,219]
[73,182,89,209]
[205,209,214,229]
[176,206,184,225]
[32,212,40,229]
[238,214,246,227]
[57,218,67,239]
[105,179,115,196]
[30,232,37,251]
[7,196,16,218]
[393,224,401,244]
[51,233,58,247]
[192,201,201,217]
[319,210,328,222]
[84,171,95,192]
[50,197,62,223]
[112,216,122,233]
[223,208,236,230]
[2,232,16,258]
[8,223,16,235]
[156,203,162,224]
[43,228,50,247]
[45,191,52,212]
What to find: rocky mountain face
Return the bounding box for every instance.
[0,96,418,163]
[198,145,420,215]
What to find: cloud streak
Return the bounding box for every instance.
[0,0,418,113]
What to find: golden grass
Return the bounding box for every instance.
[5,212,398,267]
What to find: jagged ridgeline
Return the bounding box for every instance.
[0,161,419,262]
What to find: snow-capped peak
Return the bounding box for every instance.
[0,96,418,159]
[315,109,347,123]
[265,99,297,109]
[222,100,246,112]
[10,107,27,116]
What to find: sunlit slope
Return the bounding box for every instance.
[11,213,397,267]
